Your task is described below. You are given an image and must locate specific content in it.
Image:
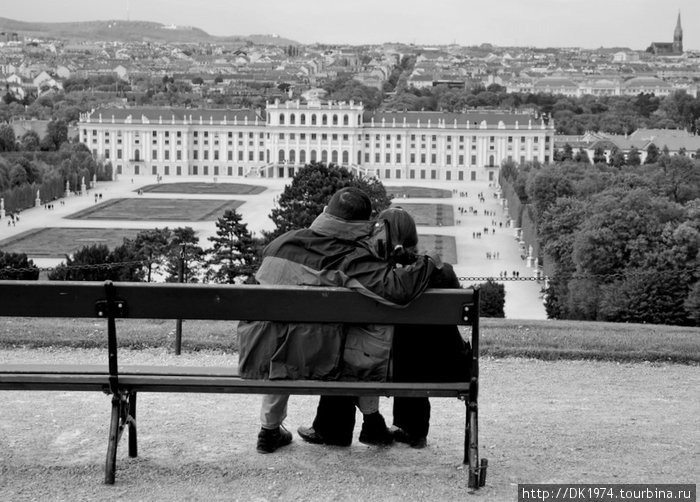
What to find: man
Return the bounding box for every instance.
[238,187,438,453]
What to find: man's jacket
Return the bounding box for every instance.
[237,211,435,381]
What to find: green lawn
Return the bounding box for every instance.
[139,182,267,195]
[386,187,452,198]
[0,317,696,364]
[67,198,245,221]
[390,203,454,226]
[0,227,147,257]
[416,234,457,263]
[479,318,699,364]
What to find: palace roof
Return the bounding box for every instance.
[82,107,262,125]
[364,110,547,129]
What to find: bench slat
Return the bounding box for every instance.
[0,281,474,325]
[0,364,469,397]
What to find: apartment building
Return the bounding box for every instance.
[79,100,555,182]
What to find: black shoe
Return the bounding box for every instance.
[391,426,427,449]
[359,413,393,446]
[256,425,292,454]
[297,426,351,447]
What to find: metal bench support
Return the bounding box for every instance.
[101,281,138,484]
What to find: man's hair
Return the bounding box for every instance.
[325,187,372,221]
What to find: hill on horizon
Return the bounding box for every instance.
[0,17,299,46]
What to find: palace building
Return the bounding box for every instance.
[79,100,555,182]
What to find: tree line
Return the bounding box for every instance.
[0,120,112,214]
[500,155,700,326]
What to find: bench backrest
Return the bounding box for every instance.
[0,280,480,398]
[0,281,478,326]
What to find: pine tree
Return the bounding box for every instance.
[134,228,172,282]
[207,209,261,284]
[165,227,204,283]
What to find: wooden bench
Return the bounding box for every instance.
[0,280,487,489]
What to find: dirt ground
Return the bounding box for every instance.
[0,349,698,502]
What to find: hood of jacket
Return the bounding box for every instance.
[308,211,375,241]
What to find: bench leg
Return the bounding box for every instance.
[105,395,121,484]
[465,400,487,489]
[104,390,138,484]
[128,391,138,458]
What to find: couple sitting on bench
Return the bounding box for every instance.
[238,187,471,453]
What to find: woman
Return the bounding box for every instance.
[344,206,471,447]
[387,209,472,449]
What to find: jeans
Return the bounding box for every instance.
[260,393,289,429]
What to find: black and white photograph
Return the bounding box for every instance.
[0,1,698,500]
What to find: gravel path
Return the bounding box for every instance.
[1,349,698,501]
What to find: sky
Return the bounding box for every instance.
[2,0,698,50]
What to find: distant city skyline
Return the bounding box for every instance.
[2,0,698,51]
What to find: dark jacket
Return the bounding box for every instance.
[391,263,472,383]
[238,211,436,380]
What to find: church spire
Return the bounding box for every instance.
[673,11,683,53]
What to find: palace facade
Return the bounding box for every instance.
[79,100,555,183]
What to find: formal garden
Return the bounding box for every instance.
[0,227,145,257]
[67,198,245,221]
[138,182,267,195]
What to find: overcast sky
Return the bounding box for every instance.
[3,0,698,50]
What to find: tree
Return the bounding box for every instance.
[561,143,574,161]
[539,197,586,271]
[9,164,27,187]
[574,148,590,163]
[627,146,641,166]
[0,251,39,280]
[655,155,700,204]
[592,146,607,164]
[685,282,700,325]
[20,130,41,151]
[207,209,261,284]
[608,146,626,167]
[0,124,16,151]
[134,228,172,282]
[323,78,383,110]
[572,188,685,279]
[475,279,505,318]
[526,165,574,225]
[110,238,147,282]
[265,162,392,241]
[644,143,660,164]
[165,227,204,283]
[48,244,115,281]
[43,119,68,151]
[599,269,692,325]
